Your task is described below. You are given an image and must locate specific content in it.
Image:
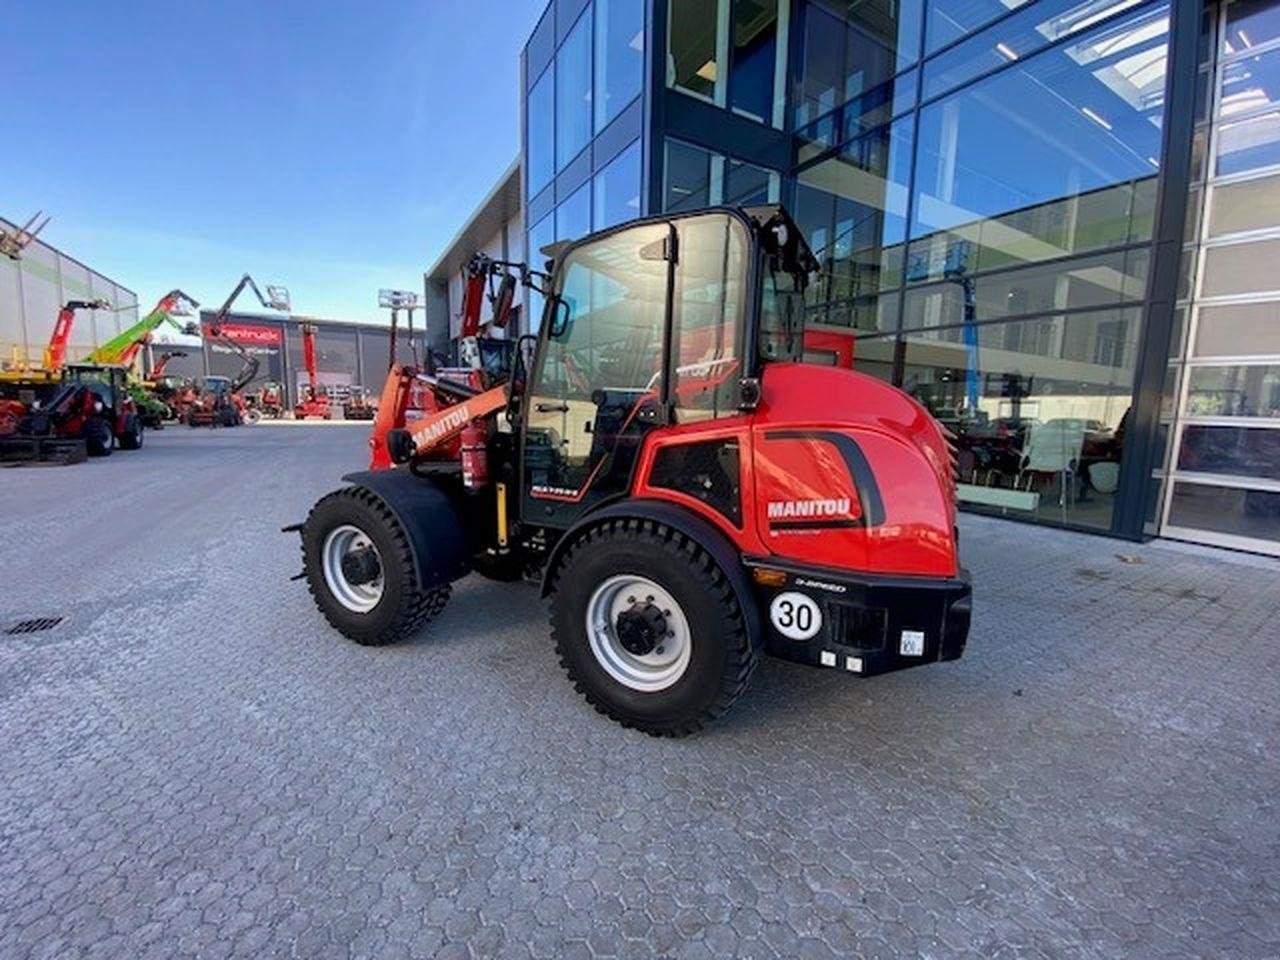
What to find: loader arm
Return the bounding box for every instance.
[45,299,109,371]
[86,289,199,365]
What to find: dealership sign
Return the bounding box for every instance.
[203,322,281,345]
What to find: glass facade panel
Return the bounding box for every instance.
[901,308,1141,530]
[795,117,913,322]
[730,0,780,122]
[1202,237,1280,296]
[1177,424,1280,478]
[669,0,723,100]
[664,140,718,211]
[593,140,642,230]
[1216,109,1280,175]
[925,0,1033,55]
[724,158,776,204]
[1195,301,1280,355]
[595,0,644,131]
[1168,482,1280,542]
[1207,171,1280,236]
[1185,364,1280,417]
[527,67,555,198]
[1224,0,1280,52]
[922,0,1156,101]
[556,9,593,170]
[793,0,921,131]
[527,214,556,334]
[1220,46,1280,119]
[556,182,592,241]
[902,249,1150,328]
[912,3,1168,272]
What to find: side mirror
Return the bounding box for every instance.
[492,275,516,329]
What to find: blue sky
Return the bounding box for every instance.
[4,0,541,324]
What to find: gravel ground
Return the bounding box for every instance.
[1,424,1277,959]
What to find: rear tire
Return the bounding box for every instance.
[119,415,143,450]
[302,486,450,646]
[83,416,113,457]
[549,519,757,737]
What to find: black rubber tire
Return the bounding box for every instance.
[549,518,757,737]
[301,486,450,646]
[119,415,143,450]
[83,416,113,457]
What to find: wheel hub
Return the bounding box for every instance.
[321,525,385,613]
[614,604,668,656]
[340,546,381,586]
[585,575,691,692]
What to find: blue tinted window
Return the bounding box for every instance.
[796,117,915,307]
[593,140,642,229]
[730,0,780,122]
[526,214,556,334]
[527,67,555,198]
[556,183,592,241]
[912,3,1170,256]
[923,0,1153,101]
[724,159,775,205]
[664,140,718,212]
[526,4,556,87]
[557,9,593,170]
[793,0,923,130]
[925,0,1032,55]
[595,0,644,132]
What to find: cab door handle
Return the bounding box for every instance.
[535,402,570,413]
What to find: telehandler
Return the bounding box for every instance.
[293,207,970,735]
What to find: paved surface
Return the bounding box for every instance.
[1,425,1277,959]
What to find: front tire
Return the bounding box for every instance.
[301,486,450,646]
[550,519,757,737]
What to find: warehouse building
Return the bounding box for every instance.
[154,312,428,410]
[427,0,1280,555]
[0,216,140,368]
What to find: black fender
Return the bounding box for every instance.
[540,498,763,651]
[339,469,472,588]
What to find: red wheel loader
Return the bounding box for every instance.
[291,207,970,736]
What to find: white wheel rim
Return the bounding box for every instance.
[321,524,385,613]
[585,574,692,692]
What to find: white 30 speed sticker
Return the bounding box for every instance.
[769,591,822,640]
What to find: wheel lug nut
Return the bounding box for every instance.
[627,596,636,604]
[646,595,654,602]
[656,646,665,655]
[667,631,675,638]
[663,610,671,617]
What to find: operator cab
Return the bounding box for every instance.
[62,363,126,410]
[520,206,816,530]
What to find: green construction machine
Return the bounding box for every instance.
[85,290,200,367]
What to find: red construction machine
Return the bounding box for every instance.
[293,322,331,419]
[292,207,969,736]
[189,274,289,427]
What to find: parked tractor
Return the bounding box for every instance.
[0,363,145,462]
[293,207,970,735]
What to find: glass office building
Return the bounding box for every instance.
[519,0,1280,554]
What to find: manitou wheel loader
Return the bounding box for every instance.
[292,207,970,736]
